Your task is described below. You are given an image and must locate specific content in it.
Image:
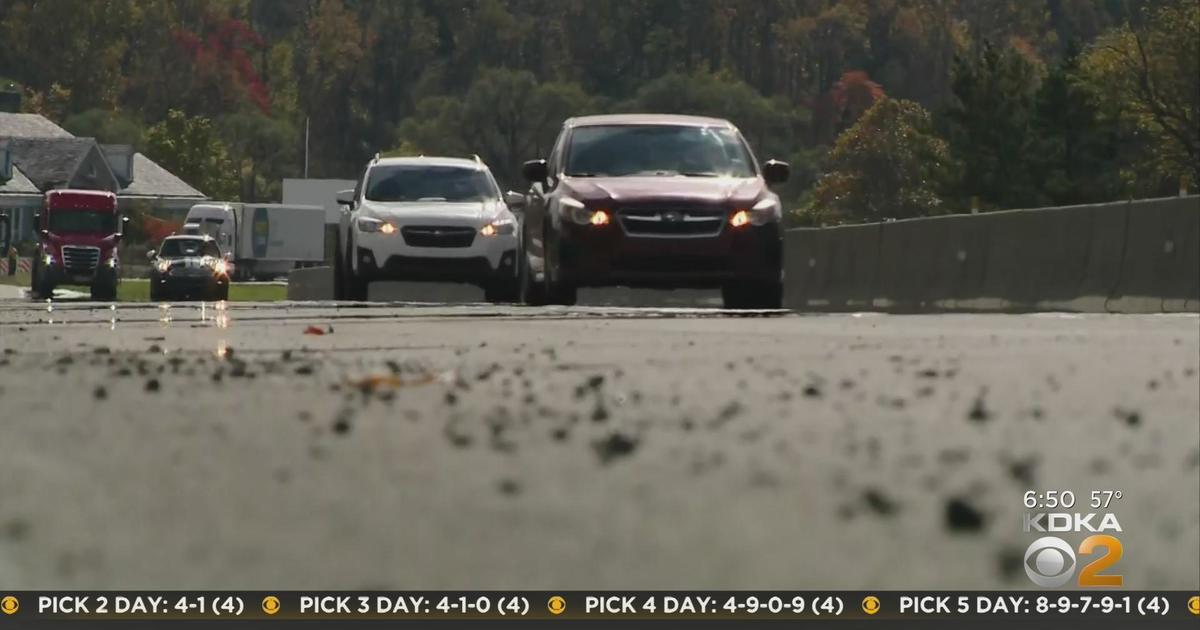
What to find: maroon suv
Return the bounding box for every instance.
[516,114,789,308]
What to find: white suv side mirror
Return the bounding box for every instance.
[504,190,526,210]
[336,189,355,206]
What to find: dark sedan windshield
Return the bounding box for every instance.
[365,166,498,202]
[565,125,756,178]
[160,239,221,258]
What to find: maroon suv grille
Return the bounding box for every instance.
[617,205,725,237]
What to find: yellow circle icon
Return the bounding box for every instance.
[1,596,18,615]
[1187,595,1200,616]
[547,595,567,615]
[261,596,281,616]
[862,595,881,615]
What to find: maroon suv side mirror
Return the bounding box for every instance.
[762,160,790,185]
[522,159,548,183]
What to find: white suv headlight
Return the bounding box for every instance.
[357,217,396,234]
[480,216,516,237]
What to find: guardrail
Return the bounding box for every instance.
[288,197,1197,312]
[784,196,1199,313]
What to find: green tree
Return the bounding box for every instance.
[622,71,797,159]
[1080,1,1199,192]
[811,98,953,223]
[942,41,1042,209]
[297,0,370,176]
[0,0,131,112]
[62,109,146,148]
[145,109,239,199]
[221,111,299,202]
[397,69,594,187]
[0,0,1173,213]
[1028,48,1121,205]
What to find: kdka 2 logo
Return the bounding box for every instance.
[1023,512,1124,588]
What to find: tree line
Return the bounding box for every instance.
[1,0,1195,224]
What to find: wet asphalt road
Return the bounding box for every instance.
[0,299,1197,591]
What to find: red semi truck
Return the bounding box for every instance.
[31,189,125,300]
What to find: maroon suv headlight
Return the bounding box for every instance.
[562,197,611,226]
[731,197,781,227]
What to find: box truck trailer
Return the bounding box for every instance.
[182,202,324,280]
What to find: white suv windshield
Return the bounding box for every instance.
[365,166,498,202]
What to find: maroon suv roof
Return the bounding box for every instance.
[566,114,735,128]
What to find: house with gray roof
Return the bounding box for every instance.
[5,137,120,191]
[0,111,207,242]
[0,112,73,139]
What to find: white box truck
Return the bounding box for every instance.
[182,202,325,280]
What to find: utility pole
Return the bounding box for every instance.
[304,116,310,179]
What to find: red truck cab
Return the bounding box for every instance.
[32,189,125,300]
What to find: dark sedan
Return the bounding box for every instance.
[517,114,788,309]
[147,235,231,301]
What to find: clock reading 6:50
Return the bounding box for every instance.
[1024,490,1124,510]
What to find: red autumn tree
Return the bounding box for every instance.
[812,70,886,144]
[173,19,270,115]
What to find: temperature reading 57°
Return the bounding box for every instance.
[1090,490,1123,509]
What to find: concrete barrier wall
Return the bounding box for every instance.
[289,196,1197,312]
[1107,196,1200,313]
[786,196,1199,313]
[872,213,989,311]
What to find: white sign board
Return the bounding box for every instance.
[283,178,356,225]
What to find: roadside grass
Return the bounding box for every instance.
[0,272,31,287]
[0,274,286,302]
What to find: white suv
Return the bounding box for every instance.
[334,156,522,302]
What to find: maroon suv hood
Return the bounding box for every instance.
[561,176,764,206]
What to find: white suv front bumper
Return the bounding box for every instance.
[353,220,519,284]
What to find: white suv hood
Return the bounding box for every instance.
[360,200,502,224]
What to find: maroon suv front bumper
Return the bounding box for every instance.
[558,220,781,289]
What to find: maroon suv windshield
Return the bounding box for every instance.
[566,125,756,178]
[47,211,117,234]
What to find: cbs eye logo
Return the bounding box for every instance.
[1025,535,1123,588]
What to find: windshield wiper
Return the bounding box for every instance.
[680,171,722,178]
